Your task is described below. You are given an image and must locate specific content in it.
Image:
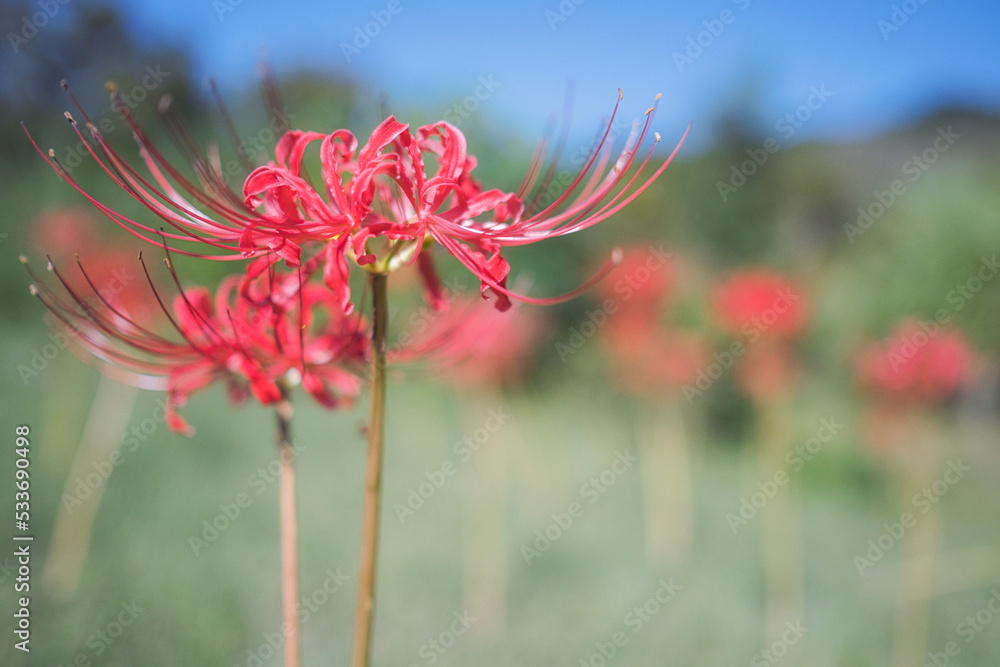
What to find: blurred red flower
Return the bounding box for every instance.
[594,244,676,312]
[597,249,708,394]
[395,293,547,388]
[856,319,974,403]
[31,207,152,322]
[712,269,807,339]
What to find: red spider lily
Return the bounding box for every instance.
[712,269,807,339]
[710,269,809,400]
[596,249,707,395]
[25,87,688,313]
[855,319,974,403]
[593,244,676,312]
[23,252,368,435]
[392,291,547,388]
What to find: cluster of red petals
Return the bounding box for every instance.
[26,89,688,315]
[712,269,808,339]
[855,319,974,403]
[25,253,368,435]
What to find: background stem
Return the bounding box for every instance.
[352,272,388,667]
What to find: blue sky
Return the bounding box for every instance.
[96,0,1000,153]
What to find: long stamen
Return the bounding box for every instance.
[137,252,215,357]
[159,240,228,348]
[23,123,248,259]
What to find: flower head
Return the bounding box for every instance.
[597,248,706,394]
[594,245,676,312]
[23,251,368,435]
[712,269,807,339]
[855,319,974,403]
[393,289,547,388]
[710,269,809,400]
[27,86,688,315]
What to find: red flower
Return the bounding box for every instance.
[27,88,688,313]
[856,319,974,403]
[393,292,547,388]
[24,253,368,435]
[712,269,807,339]
[594,245,676,312]
[596,249,707,394]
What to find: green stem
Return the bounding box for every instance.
[276,391,300,667]
[351,272,388,667]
